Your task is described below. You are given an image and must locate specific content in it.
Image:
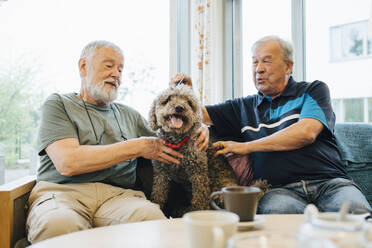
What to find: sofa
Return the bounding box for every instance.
[0,122,371,248]
[334,123,372,206]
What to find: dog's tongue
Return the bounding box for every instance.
[170,116,183,128]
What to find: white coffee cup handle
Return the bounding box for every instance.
[212,226,224,248]
[210,191,224,210]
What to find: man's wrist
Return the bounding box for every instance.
[244,141,254,153]
[121,138,144,158]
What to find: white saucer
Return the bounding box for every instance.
[237,215,265,231]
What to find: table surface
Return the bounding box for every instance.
[30,214,305,248]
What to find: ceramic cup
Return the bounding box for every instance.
[210,186,262,222]
[183,210,239,248]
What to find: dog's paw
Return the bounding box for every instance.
[170,206,191,218]
[251,179,271,194]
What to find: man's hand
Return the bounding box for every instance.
[213,141,249,156]
[139,137,183,164]
[170,73,193,87]
[192,124,209,151]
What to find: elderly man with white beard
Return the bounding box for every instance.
[26,40,196,244]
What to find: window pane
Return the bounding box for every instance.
[0,0,169,185]
[331,99,343,120]
[344,98,364,122]
[242,0,292,95]
[306,0,372,123]
[330,21,368,61]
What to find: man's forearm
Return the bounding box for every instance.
[46,138,146,177]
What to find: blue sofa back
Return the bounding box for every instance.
[334,123,372,206]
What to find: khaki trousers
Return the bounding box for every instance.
[26,181,166,244]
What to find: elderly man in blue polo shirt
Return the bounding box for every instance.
[202,35,371,214]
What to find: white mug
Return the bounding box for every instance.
[183,210,239,248]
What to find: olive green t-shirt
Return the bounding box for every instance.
[37,93,154,188]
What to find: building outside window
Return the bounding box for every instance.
[306,0,372,124]
[330,20,372,61]
[0,0,169,185]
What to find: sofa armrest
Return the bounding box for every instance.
[0,176,36,248]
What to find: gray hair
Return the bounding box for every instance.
[80,40,123,58]
[251,35,293,63]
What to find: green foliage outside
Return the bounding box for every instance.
[0,64,44,168]
[349,28,363,57]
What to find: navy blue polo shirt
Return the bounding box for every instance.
[206,77,349,186]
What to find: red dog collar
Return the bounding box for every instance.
[164,136,190,150]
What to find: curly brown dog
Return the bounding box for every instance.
[148,82,238,217]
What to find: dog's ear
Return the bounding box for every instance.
[148,100,158,131]
[170,73,192,88]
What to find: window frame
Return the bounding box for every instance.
[170,0,191,77]
[173,0,311,101]
[224,0,243,100]
[173,0,243,101]
[231,0,305,97]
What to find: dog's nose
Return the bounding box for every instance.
[175,105,184,113]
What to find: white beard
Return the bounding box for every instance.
[87,79,118,104]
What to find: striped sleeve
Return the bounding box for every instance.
[299,81,335,133]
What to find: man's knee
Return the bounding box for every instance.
[27,209,90,244]
[128,200,166,221]
[318,178,372,212]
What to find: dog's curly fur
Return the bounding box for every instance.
[149,84,238,217]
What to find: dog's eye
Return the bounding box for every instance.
[162,96,171,105]
[187,100,193,108]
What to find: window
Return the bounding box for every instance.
[0,0,170,185]
[331,99,344,121]
[344,98,364,122]
[330,20,372,61]
[306,0,372,123]
[238,0,372,123]
[333,97,372,123]
[242,0,292,96]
